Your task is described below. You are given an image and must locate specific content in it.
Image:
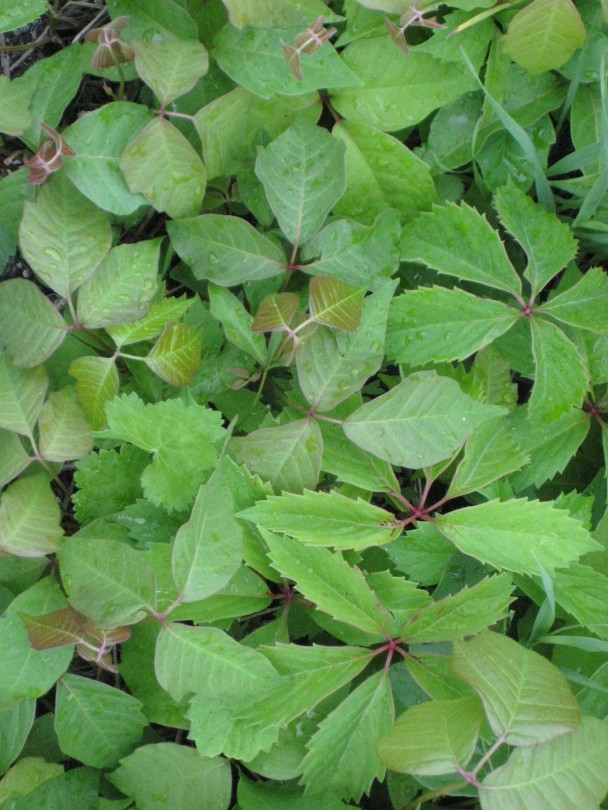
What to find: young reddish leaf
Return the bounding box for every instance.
[144,322,202,387]
[252,293,299,333]
[309,277,365,331]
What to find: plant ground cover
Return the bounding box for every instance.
[1,0,608,807]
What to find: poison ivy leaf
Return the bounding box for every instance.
[0,280,66,368]
[299,671,394,801]
[55,674,147,769]
[214,25,360,100]
[76,239,160,329]
[297,280,396,413]
[452,630,579,746]
[0,759,64,806]
[0,430,30,490]
[0,700,35,775]
[436,499,600,575]
[133,38,208,104]
[309,277,365,331]
[155,623,282,760]
[331,36,477,131]
[143,322,202,387]
[72,445,148,524]
[69,357,119,431]
[377,696,484,776]
[481,717,608,810]
[58,535,156,627]
[62,102,152,215]
[107,295,193,347]
[448,419,530,497]
[172,460,243,603]
[229,419,322,494]
[168,214,286,287]
[255,121,346,245]
[0,578,73,709]
[332,120,437,225]
[0,474,62,558]
[400,202,522,295]
[222,0,338,27]
[386,287,518,366]
[208,284,266,364]
[104,393,225,511]
[195,87,319,180]
[0,76,32,136]
[403,574,514,645]
[239,490,400,551]
[263,529,388,637]
[106,0,198,39]
[238,778,348,810]
[0,355,48,436]
[301,210,401,290]
[320,418,400,493]
[406,655,473,702]
[19,173,112,298]
[38,386,94,462]
[494,180,578,296]
[539,268,608,333]
[0,0,47,34]
[20,606,130,653]
[120,118,206,219]
[344,371,506,469]
[529,317,589,423]
[252,293,299,333]
[2,765,99,809]
[109,743,231,810]
[503,0,587,76]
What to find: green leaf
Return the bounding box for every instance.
[19,173,112,298]
[0,474,63,558]
[155,623,281,759]
[76,239,160,329]
[168,214,286,287]
[297,280,396,413]
[552,564,608,640]
[0,700,35,775]
[402,574,514,643]
[238,778,348,810]
[62,102,152,215]
[195,87,319,180]
[72,445,148,524]
[332,120,437,225]
[172,460,243,603]
[452,630,580,746]
[2,765,99,809]
[0,758,64,805]
[529,317,589,423]
[0,355,48,436]
[309,277,365,331]
[448,419,530,497]
[301,210,401,290]
[120,118,206,219]
[481,716,608,810]
[299,671,394,801]
[69,357,119,431]
[263,529,388,637]
[214,25,360,100]
[0,578,73,709]
[109,743,231,810]
[38,386,94,462]
[133,38,208,104]
[377,696,484,776]
[320,418,400,493]
[0,76,32,136]
[387,522,455,587]
[104,393,225,511]
[503,0,587,76]
[55,674,147,769]
[331,36,477,131]
[229,419,322,494]
[209,284,267,365]
[344,370,506,469]
[386,287,518,366]
[58,535,156,626]
[436,499,600,575]
[0,0,47,34]
[494,180,578,296]
[400,202,522,295]
[0,280,66,368]
[252,293,299,333]
[255,121,346,245]
[106,0,198,39]
[239,490,400,551]
[107,295,192,347]
[143,322,202,387]
[0,430,30,490]
[222,0,338,27]
[539,268,608,333]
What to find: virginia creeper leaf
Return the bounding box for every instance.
[539,268,608,333]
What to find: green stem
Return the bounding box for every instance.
[402,780,469,809]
